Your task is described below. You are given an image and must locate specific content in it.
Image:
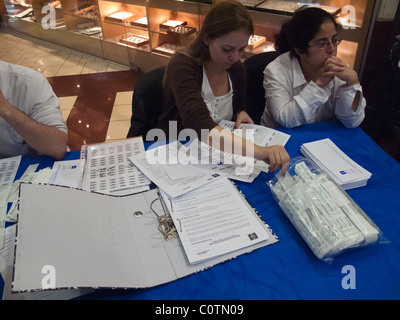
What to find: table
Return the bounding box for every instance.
[2,121,400,300]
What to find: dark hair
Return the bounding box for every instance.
[275,7,341,57]
[184,0,254,63]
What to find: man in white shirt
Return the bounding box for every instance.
[260,7,365,129]
[0,61,68,160]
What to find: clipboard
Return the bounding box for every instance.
[12,183,278,293]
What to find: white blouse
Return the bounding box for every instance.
[260,52,366,129]
[202,66,233,124]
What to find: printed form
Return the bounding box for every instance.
[80,137,151,195]
[161,178,271,264]
[218,120,291,175]
[129,141,225,198]
[219,120,290,147]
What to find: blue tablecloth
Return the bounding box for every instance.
[2,121,400,300]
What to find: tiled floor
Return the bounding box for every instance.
[49,71,138,150]
[0,29,129,76]
[0,28,138,150]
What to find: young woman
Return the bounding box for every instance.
[156,0,289,172]
[260,7,366,129]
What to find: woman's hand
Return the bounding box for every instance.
[209,126,290,173]
[234,112,290,172]
[234,110,254,129]
[255,144,290,173]
[315,56,359,88]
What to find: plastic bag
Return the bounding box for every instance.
[267,157,387,263]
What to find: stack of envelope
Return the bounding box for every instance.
[300,138,372,190]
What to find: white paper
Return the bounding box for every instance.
[219,120,290,147]
[0,224,15,276]
[163,163,214,181]
[0,156,21,248]
[185,139,261,182]
[6,163,39,222]
[300,138,371,189]
[50,160,80,188]
[0,156,21,188]
[80,137,151,194]
[218,120,291,177]
[0,190,8,250]
[129,143,226,198]
[161,178,270,264]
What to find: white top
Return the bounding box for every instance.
[260,52,366,129]
[202,66,233,124]
[0,61,67,158]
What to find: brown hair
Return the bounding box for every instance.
[183,0,254,64]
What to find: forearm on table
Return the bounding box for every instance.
[207,126,290,173]
[0,101,68,160]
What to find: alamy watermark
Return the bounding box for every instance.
[40,264,358,291]
[341,5,357,30]
[41,5,56,30]
[41,265,56,289]
[144,123,256,175]
[341,265,356,290]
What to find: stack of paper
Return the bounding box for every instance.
[0,156,21,249]
[219,120,290,147]
[79,137,151,195]
[129,141,225,198]
[300,138,371,190]
[160,178,274,264]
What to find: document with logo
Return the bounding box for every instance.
[184,139,261,182]
[300,138,372,189]
[161,178,277,264]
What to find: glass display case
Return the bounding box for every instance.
[0,0,377,73]
[239,0,377,71]
[147,0,210,57]
[62,0,102,39]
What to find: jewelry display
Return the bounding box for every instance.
[247,34,266,49]
[167,25,196,37]
[159,19,186,31]
[105,11,135,23]
[119,34,149,47]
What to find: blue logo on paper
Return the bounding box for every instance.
[340,171,347,175]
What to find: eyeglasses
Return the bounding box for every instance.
[150,192,179,241]
[309,37,342,50]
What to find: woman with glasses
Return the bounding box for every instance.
[260,7,366,129]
